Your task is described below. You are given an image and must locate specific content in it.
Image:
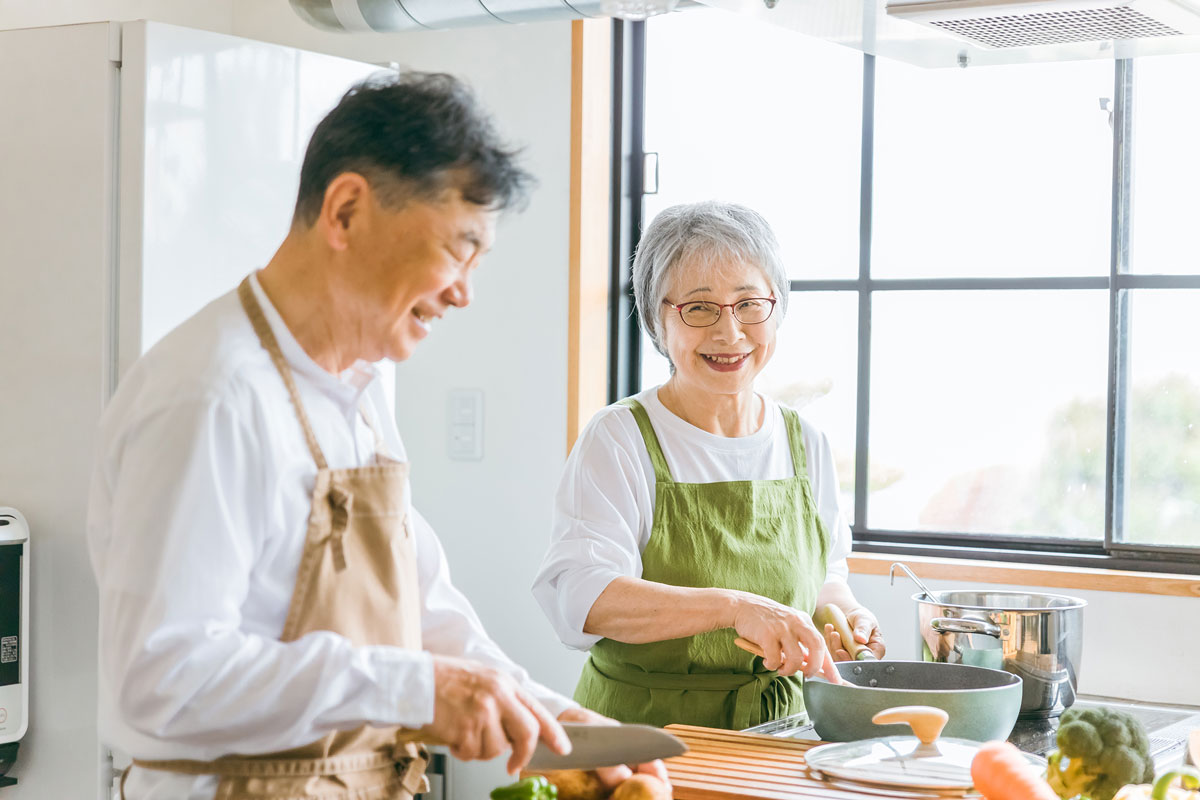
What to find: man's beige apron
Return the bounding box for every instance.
[123,277,430,800]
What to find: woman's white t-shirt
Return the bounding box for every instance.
[532,385,852,651]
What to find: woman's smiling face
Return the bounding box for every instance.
[660,258,778,399]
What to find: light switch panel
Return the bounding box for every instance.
[447,389,483,461]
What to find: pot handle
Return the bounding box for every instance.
[930,617,1003,637]
[871,706,949,744]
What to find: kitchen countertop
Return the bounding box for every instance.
[744,694,1200,773]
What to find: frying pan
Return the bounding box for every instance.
[732,605,1021,742]
[803,660,1023,742]
[734,635,1022,741]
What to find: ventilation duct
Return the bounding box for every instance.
[886,0,1200,48]
[290,0,683,31]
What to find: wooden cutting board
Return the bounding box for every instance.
[663,724,957,800]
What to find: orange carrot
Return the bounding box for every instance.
[971,740,1059,800]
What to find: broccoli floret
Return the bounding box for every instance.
[1045,707,1155,800]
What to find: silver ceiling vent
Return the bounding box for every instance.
[290,0,684,31]
[886,0,1200,48]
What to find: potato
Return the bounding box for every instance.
[610,774,671,800]
[520,769,607,800]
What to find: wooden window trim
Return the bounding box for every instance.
[849,551,1200,598]
[567,19,613,453]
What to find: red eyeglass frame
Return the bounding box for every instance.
[661,297,777,327]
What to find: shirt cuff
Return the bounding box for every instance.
[368,646,435,728]
[824,557,850,584]
[524,679,579,718]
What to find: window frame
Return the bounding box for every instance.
[614,26,1200,574]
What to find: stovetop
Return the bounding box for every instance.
[1009,697,1200,770]
[745,695,1200,772]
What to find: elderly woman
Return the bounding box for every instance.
[533,201,885,730]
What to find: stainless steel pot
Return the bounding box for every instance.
[915,590,1086,719]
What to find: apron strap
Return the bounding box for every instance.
[131,745,430,790]
[133,752,396,777]
[357,401,394,465]
[618,398,674,483]
[237,276,329,471]
[779,407,809,475]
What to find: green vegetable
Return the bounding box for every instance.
[1152,767,1200,800]
[1045,706,1155,800]
[1114,767,1200,799]
[489,775,558,800]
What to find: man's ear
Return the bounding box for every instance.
[317,172,371,252]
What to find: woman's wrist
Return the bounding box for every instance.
[712,588,745,630]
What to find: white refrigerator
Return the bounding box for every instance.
[0,21,379,798]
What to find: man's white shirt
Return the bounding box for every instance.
[87,275,573,799]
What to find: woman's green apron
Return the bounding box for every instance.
[574,397,830,730]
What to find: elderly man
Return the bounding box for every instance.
[87,72,664,800]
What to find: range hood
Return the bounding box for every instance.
[289,0,694,30]
[888,0,1200,48]
[289,0,1200,67]
[693,0,1200,67]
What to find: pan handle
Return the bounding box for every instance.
[930,617,1002,638]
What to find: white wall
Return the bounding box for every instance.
[0,21,122,799]
[849,572,1200,707]
[0,1,232,33]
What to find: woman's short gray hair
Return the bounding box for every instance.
[632,201,789,359]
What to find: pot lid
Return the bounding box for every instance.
[805,733,982,793]
[804,705,1041,796]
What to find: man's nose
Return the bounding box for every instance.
[445,275,473,308]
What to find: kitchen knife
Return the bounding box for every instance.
[525,723,687,771]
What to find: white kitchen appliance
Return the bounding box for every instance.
[885,0,1200,49]
[0,21,379,799]
[0,508,29,789]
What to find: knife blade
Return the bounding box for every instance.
[526,723,687,771]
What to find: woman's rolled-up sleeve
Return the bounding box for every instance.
[532,410,653,651]
[806,422,852,585]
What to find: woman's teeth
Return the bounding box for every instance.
[703,353,748,364]
[413,309,431,331]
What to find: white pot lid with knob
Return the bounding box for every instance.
[804,705,1043,796]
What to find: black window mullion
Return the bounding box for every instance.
[853,53,877,532]
[608,19,646,404]
[1106,58,1133,550]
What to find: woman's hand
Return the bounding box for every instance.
[823,606,886,661]
[730,592,839,681]
[555,707,671,791]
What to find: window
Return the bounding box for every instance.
[618,11,1200,569]
[637,9,863,520]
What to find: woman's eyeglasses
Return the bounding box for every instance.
[662,297,777,328]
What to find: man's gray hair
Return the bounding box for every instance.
[632,201,789,359]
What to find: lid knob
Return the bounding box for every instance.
[871,705,949,744]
